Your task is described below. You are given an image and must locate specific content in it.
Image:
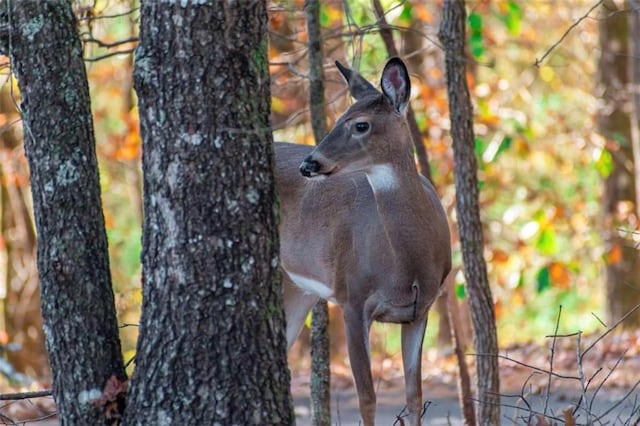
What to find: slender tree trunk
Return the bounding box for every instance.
[439,1,500,424]
[598,0,640,327]
[123,2,293,424]
[305,1,331,425]
[1,1,126,423]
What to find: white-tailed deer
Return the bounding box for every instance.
[275,58,451,426]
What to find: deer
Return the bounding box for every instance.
[275,57,452,426]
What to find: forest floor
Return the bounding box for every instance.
[291,330,640,425]
[3,330,640,425]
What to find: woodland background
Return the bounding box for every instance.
[0,0,637,423]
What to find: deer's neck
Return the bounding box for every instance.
[364,156,426,281]
[365,151,423,203]
[365,153,427,242]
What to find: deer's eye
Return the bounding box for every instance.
[354,122,370,133]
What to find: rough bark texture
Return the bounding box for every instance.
[438,1,500,424]
[305,1,331,425]
[598,0,640,327]
[1,1,126,423]
[123,2,293,424]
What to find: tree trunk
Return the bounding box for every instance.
[598,0,640,327]
[123,2,293,424]
[438,1,501,424]
[1,1,126,423]
[305,1,332,424]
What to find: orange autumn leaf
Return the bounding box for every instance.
[269,12,284,31]
[606,243,623,264]
[549,262,570,289]
[414,4,434,23]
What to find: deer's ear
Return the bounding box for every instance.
[335,60,379,100]
[381,57,410,115]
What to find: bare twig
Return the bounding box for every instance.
[588,351,626,415]
[535,0,605,66]
[582,302,640,360]
[78,7,140,22]
[575,332,593,424]
[473,352,580,381]
[81,35,138,49]
[543,305,562,417]
[591,311,608,328]
[594,378,640,422]
[84,48,135,62]
[0,390,52,401]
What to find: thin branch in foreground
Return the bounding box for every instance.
[472,352,580,381]
[84,49,135,62]
[582,302,640,360]
[535,0,605,66]
[0,390,52,401]
[81,36,138,49]
[594,377,640,423]
[472,396,565,425]
[543,305,562,417]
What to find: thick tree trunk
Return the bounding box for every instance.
[305,1,331,425]
[438,1,500,424]
[123,2,293,424]
[1,1,126,423]
[598,0,640,327]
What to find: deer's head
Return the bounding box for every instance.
[299,57,412,178]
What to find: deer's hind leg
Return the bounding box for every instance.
[401,311,428,426]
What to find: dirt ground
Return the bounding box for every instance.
[10,331,640,425]
[291,334,640,425]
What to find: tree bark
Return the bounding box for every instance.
[1,1,126,423]
[598,0,640,327]
[305,1,331,425]
[438,1,500,424]
[123,2,293,424]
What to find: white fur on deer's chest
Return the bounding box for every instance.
[286,269,335,301]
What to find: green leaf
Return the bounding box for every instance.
[475,137,487,159]
[399,3,413,23]
[468,12,482,32]
[493,136,513,161]
[470,36,485,59]
[595,149,613,178]
[455,282,466,299]
[467,12,484,59]
[505,1,522,35]
[536,267,551,293]
[536,227,558,255]
[319,6,330,27]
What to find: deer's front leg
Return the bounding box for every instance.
[343,306,375,426]
[401,313,428,426]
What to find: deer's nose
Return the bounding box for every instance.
[299,156,321,177]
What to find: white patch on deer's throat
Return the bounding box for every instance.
[286,270,334,300]
[366,165,399,194]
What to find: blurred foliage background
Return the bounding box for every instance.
[0,0,636,386]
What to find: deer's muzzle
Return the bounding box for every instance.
[299,156,321,177]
